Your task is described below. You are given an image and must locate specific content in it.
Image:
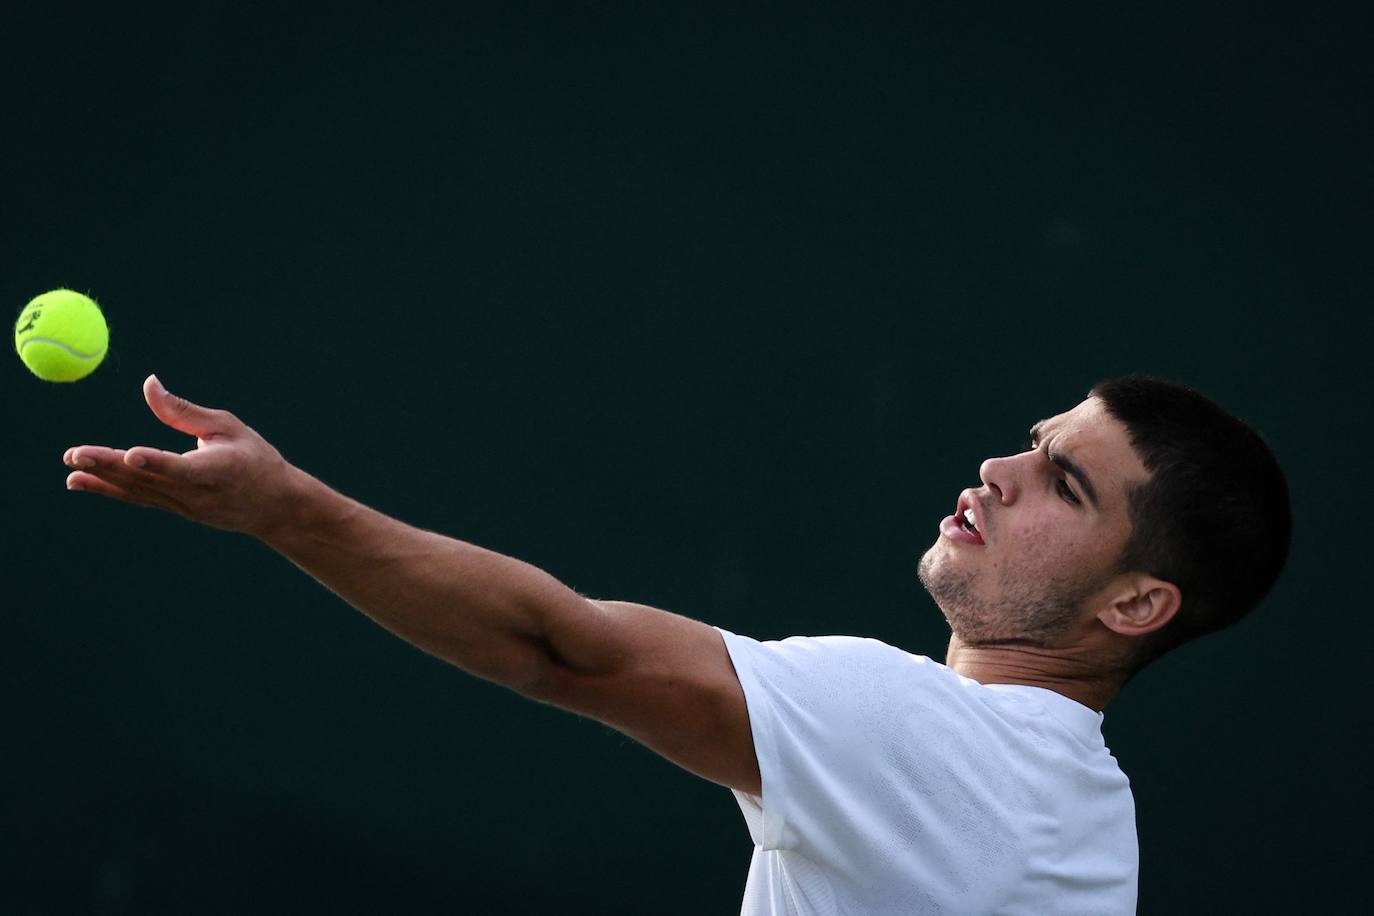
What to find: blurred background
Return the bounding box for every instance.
[3,3,1368,913]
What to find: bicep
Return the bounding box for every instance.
[524,600,762,796]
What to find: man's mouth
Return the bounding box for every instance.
[952,490,986,545]
[940,510,985,546]
[960,508,981,538]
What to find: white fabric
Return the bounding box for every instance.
[715,627,1137,916]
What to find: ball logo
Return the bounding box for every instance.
[16,308,40,334]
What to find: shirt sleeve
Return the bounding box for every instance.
[714,626,934,862]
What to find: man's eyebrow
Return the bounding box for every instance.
[1027,419,1100,509]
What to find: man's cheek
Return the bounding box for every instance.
[1010,523,1075,571]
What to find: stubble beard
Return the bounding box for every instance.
[916,547,1110,647]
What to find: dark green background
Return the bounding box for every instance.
[4,4,1368,913]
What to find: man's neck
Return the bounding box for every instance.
[944,635,1126,713]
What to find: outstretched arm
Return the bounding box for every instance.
[63,376,760,793]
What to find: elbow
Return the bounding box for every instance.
[506,630,562,699]
[430,628,557,699]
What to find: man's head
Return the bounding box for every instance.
[917,375,1291,677]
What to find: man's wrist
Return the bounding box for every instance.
[252,463,334,545]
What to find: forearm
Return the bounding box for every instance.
[259,466,595,694]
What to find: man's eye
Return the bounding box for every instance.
[1057,479,1079,504]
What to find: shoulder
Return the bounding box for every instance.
[714,628,960,710]
[718,628,946,672]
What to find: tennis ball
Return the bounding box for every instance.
[14,289,110,382]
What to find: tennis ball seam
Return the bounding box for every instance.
[17,336,104,360]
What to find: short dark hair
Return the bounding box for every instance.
[1087,375,1292,668]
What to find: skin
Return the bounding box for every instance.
[917,396,1183,712]
[59,376,770,795]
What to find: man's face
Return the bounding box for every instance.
[917,396,1151,647]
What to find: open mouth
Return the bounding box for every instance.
[945,490,986,546]
[960,509,980,537]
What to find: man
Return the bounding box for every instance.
[62,373,1290,915]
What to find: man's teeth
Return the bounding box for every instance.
[962,508,977,531]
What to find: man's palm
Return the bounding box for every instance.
[63,375,296,537]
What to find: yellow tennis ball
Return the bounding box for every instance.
[14,289,110,382]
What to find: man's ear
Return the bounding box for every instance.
[1096,575,1182,637]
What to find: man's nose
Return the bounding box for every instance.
[979,455,1014,503]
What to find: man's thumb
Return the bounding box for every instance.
[143,375,232,438]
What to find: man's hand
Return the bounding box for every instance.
[63,374,299,538]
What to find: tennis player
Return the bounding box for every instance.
[62,373,1290,915]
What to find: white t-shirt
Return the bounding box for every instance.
[715,628,1137,916]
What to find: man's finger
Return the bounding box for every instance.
[64,445,175,478]
[65,445,132,469]
[65,470,193,517]
[122,446,197,480]
[143,375,234,440]
[64,447,190,496]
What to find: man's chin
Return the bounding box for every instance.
[953,633,1054,649]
